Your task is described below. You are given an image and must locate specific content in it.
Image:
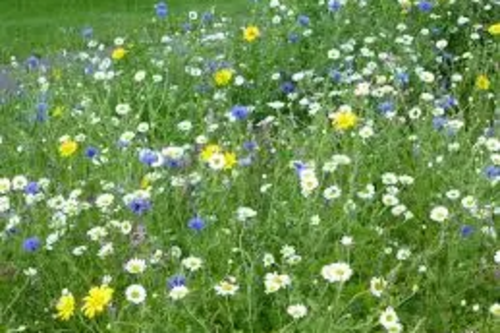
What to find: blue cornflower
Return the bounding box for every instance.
[460,225,474,237]
[418,1,433,13]
[378,101,394,114]
[182,22,192,32]
[23,237,41,252]
[128,197,152,215]
[288,33,300,43]
[432,116,447,130]
[281,81,295,94]
[243,141,258,151]
[293,161,307,176]
[26,56,40,70]
[201,12,214,24]
[24,182,40,195]
[188,216,205,231]
[230,105,250,120]
[85,146,99,159]
[438,95,458,110]
[139,149,159,166]
[329,69,343,83]
[396,72,409,85]
[82,27,93,39]
[155,2,168,19]
[36,102,48,122]
[167,275,186,289]
[328,0,343,12]
[485,165,500,180]
[297,15,310,26]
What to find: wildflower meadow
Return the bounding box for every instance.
[1,0,500,332]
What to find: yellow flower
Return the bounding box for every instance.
[476,74,491,90]
[55,292,75,321]
[59,140,78,157]
[112,47,126,60]
[243,25,261,42]
[488,23,500,36]
[140,175,151,189]
[224,152,237,170]
[81,285,114,319]
[214,69,233,87]
[201,144,221,161]
[331,110,359,131]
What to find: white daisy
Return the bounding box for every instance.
[125,284,147,305]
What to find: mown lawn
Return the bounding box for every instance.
[0,0,246,59]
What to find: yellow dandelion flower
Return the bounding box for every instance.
[81,285,114,319]
[55,292,75,321]
[476,74,491,90]
[487,23,500,36]
[201,144,221,161]
[214,69,233,87]
[223,152,237,170]
[331,110,359,131]
[112,47,126,60]
[243,25,261,42]
[140,175,151,189]
[59,140,78,158]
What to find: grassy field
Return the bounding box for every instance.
[1,0,500,332]
[0,0,245,59]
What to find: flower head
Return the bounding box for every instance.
[488,23,500,36]
[287,304,308,319]
[214,69,233,87]
[112,47,126,60]
[321,262,353,283]
[243,26,261,42]
[81,285,114,319]
[125,284,147,305]
[55,290,75,321]
[331,110,359,131]
[476,74,491,90]
[23,237,41,252]
[59,140,78,157]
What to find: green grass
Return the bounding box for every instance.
[0,0,246,59]
[1,0,500,332]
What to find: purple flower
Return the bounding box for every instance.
[328,0,343,12]
[243,141,258,151]
[85,146,99,159]
[155,2,168,19]
[378,101,394,114]
[167,275,186,289]
[281,81,295,94]
[36,102,48,122]
[396,72,409,85]
[432,117,447,130]
[417,1,433,12]
[128,197,152,215]
[188,216,205,231]
[139,149,159,166]
[230,105,249,120]
[23,237,41,252]
[297,15,310,26]
[24,182,40,195]
[485,165,500,180]
[460,225,474,237]
[288,33,300,43]
[26,56,40,70]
